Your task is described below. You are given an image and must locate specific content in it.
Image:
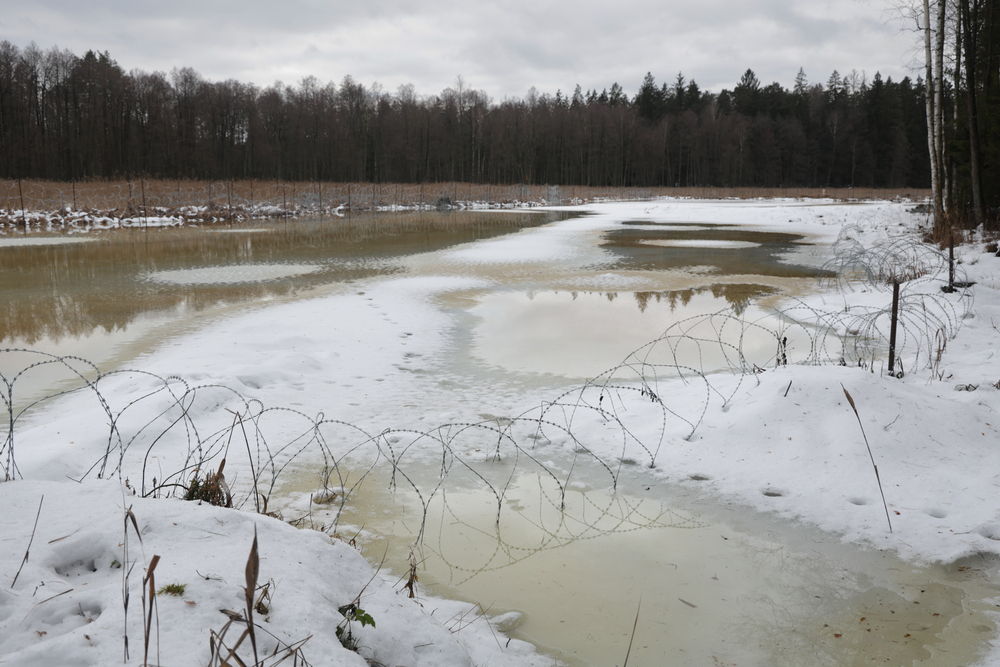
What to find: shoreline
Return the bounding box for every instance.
[1,180,929,234]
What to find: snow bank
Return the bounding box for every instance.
[0,480,548,666]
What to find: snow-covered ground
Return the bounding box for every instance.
[2,198,999,665]
[0,481,545,666]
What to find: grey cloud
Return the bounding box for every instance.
[3,0,917,99]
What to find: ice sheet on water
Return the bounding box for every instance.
[146,263,322,284]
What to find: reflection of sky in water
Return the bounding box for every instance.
[470,286,782,379]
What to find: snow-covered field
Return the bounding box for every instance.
[2,198,999,665]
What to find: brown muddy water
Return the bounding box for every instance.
[0,211,556,401]
[4,209,996,665]
[285,461,999,666]
[0,211,553,347]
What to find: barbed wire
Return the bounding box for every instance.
[0,233,972,579]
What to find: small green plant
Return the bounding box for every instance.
[336,602,376,651]
[157,583,186,597]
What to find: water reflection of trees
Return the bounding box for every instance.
[560,285,775,316]
[632,284,776,314]
[0,212,544,343]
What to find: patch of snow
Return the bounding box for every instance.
[0,236,96,248]
[639,239,761,249]
[146,263,323,285]
[205,228,274,234]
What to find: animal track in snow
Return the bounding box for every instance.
[47,534,116,580]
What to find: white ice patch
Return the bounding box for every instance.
[205,228,274,234]
[147,263,321,285]
[639,239,760,249]
[622,223,717,230]
[0,236,95,248]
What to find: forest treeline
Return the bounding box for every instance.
[914,0,998,230]
[0,31,995,220]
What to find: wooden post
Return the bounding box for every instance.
[887,281,900,376]
[17,178,27,233]
[948,231,955,290]
[141,177,148,229]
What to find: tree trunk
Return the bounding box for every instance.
[935,0,947,221]
[951,11,961,212]
[961,0,986,225]
[923,0,942,227]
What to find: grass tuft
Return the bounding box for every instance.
[184,460,232,508]
[157,583,186,597]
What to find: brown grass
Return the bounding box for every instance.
[0,178,930,216]
[184,460,233,508]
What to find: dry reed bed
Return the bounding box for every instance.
[0,180,930,231]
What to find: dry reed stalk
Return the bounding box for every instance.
[10,494,43,589]
[244,529,260,665]
[143,554,161,667]
[841,385,893,533]
[622,597,642,667]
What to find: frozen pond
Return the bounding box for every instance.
[3,201,996,665]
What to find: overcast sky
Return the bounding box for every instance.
[3,0,921,99]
